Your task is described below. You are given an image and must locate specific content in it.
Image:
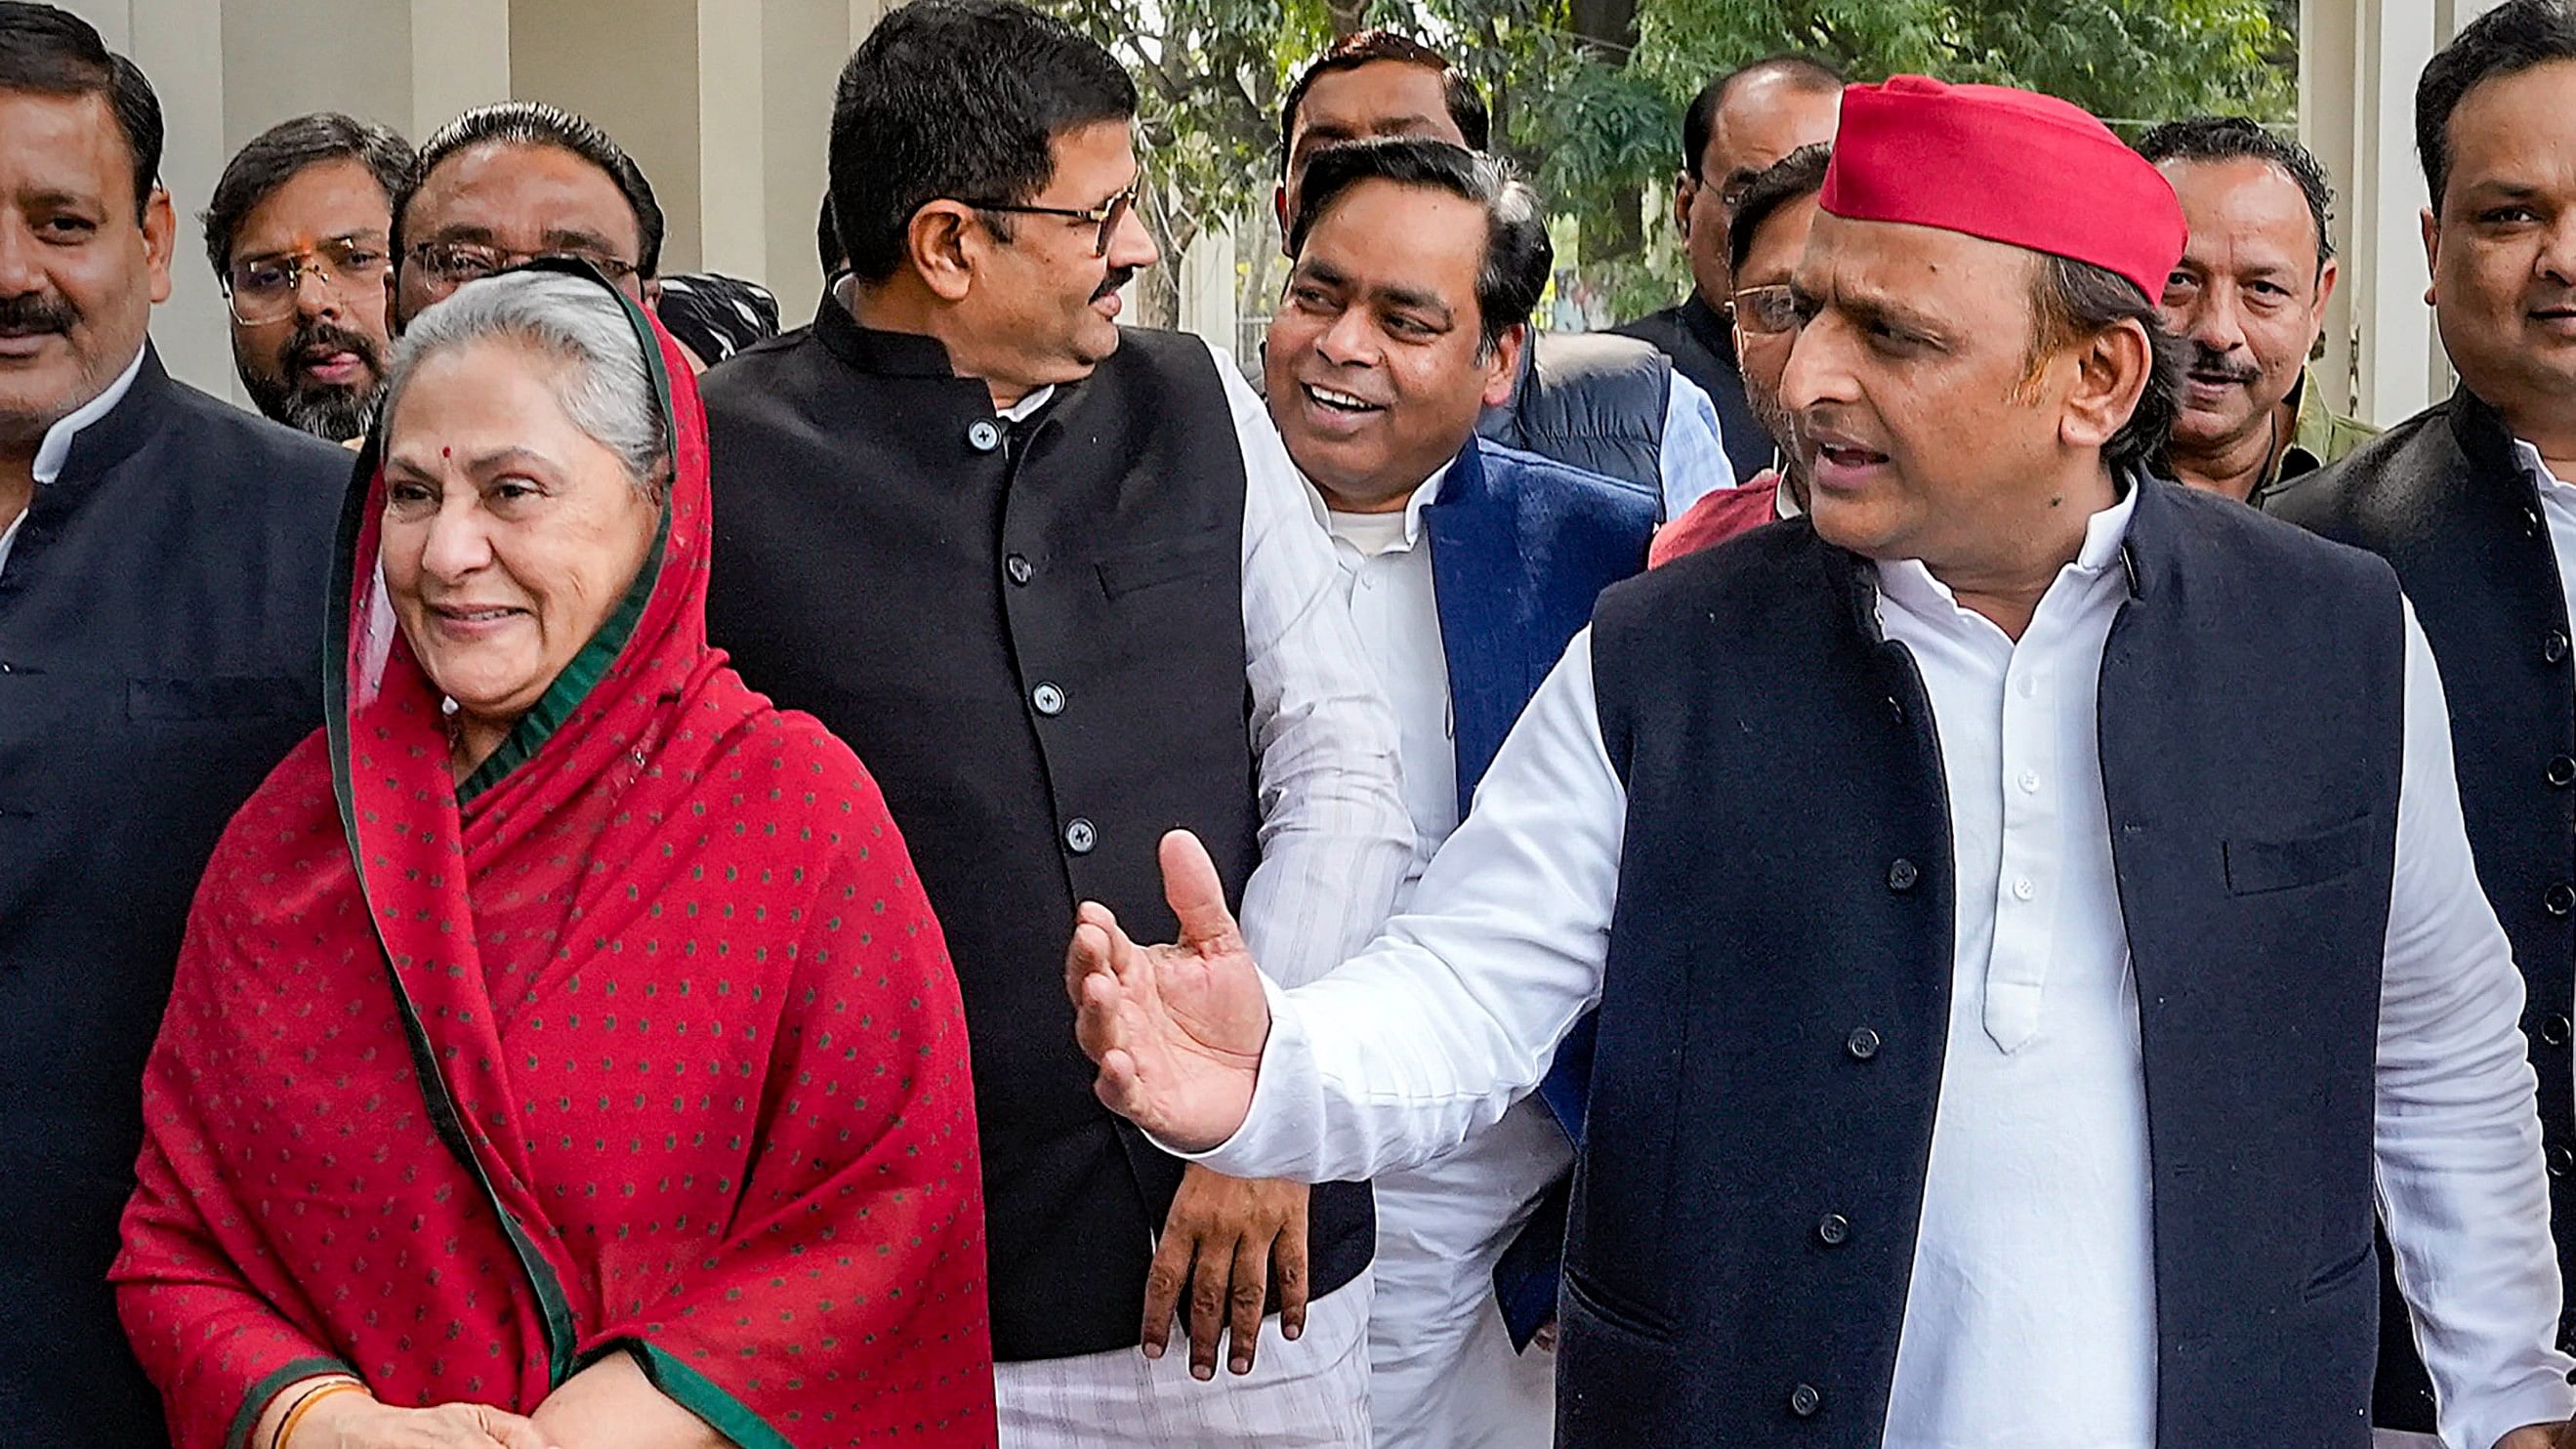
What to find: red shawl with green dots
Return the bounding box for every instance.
[110,266,996,1449]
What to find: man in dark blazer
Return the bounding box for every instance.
[2267,3,2576,1439]
[1264,137,1656,1447]
[0,9,349,1446]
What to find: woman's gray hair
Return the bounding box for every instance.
[383,269,672,499]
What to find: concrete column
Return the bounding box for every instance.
[697,0,769,281]
[412,0,510,141]
[1178,224,1240,365]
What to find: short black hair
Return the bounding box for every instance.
[818,192,843,275]
[2417,0,2576,210]
[1726,143,1830,277]
[0,3,162,221]
[202,113,415,279]
[2027,256,2183,477]
[395,102,665,276]
[1278,30,1490,177]
[1286,137,1550,360]
[830,0,1137,285]
[1680,54,1843,180]
[2135,115,2335,267]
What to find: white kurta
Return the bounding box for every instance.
[1186,493,2576,1449]
[996,347,1410,1448]
[1312,473,1566,1449]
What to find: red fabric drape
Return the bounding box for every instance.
[112,270,996,1449]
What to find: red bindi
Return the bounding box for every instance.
[440,446,451,459]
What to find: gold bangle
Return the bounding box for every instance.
[271,1380,365,1449]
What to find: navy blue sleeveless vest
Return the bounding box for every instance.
[1563,479,2404,1447]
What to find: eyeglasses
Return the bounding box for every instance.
[1727,283,1801,338]
[405,241,642,295]
[224,235,391,325]
[960,181,1143,257]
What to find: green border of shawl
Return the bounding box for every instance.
[452,504,666,806]
[225,1356,355,1449]
[621,1342,797,1449]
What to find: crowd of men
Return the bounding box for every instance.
[13,0,2576,1442]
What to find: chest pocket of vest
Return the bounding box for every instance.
[2223,812,2372,895]
[1095,528,1232,599]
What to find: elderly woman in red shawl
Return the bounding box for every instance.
[110,262,995,1449]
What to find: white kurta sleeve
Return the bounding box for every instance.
[1184,628,1627,1183]
[2376,600,2576,1449]
[1214,347,1415,989]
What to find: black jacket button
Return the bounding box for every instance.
[2546,1014,2573,1048]
[2549,883,2576,918]
[1005,553,1034,586]
[1816,1213,1849,1247]
[1789,1383,1822,1418]
[1847,1027,1881,1060]
[1063,817,1097,854]
[2552,1145,2574,1178]
[968,419,1003,452]
[1032,682,1066,717]
[1887,858,1919,892]
[2548,631,2571,666]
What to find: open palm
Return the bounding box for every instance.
[1066,830,1273,1152]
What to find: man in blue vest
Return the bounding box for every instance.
[1068,75,2576,1449]
[1263,137,1654,1447]
[1274,30,1737,519]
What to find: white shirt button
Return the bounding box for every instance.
[2013,877,2036,901]
[2018,770,2040,793]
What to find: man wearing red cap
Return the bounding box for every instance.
[1062,75,2576,1449]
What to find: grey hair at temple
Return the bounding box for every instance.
[382,269,671,500]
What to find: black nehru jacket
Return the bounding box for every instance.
[700,303,1374,1361]
[1558,482,2403,1447]
[1613,292,1775,479]
[2269,388,2576,1430]
[0,349,347,1448]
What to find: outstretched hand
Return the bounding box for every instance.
[1066,830,1272,1152]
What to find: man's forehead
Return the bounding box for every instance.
[1705,78,1839,174]
[1797,212,2033,303]
[1302,181,1482,292]
[1297,62,1463,143]
[0,87,137,210]
[1739,193,1822,281]
[2161,156,2316,255]
[414,142,637,238]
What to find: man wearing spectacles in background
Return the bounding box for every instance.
[703,2,1410,1443]
[1647,144,1829,563]
[389,101,659,326]
[1614,56,1841,484]
[202,112,411,442]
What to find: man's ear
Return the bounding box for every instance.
[1273,184,1290,250]
[908,201,981,303]
[142,186,175,306]
[1674,173,1698,240]
[2420,205,2440,308]
[1481,321,1528,408]
[2060,317,2153,454]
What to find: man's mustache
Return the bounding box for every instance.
[277,318,383,386]
[0,293,77,337]
[2184,345,2261,387]
[1092,268,1136,303]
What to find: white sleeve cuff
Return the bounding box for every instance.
[1148,972,1329,1181]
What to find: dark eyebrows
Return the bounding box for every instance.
[540,226,624,257]
[1371,282,1452,322]
[1295,256,1352,289]
[386,444,560,482]
[21,186,103,215]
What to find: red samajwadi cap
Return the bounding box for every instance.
[1821,74,2185,301]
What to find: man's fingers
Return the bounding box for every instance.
[1140,1227,1195,1361]
[1274,1198,1310,1342]
[1226,1233,1271,1375]
[1074,971,1128,1063]
[1185,1246,1230,1381]
[1063,904,1120,1007]
[1158,830,1244,954]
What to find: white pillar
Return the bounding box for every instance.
[2348,1,2445,426]
[1178,224,1240,366]
[697,0,769,282]
[412,0,510,141]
